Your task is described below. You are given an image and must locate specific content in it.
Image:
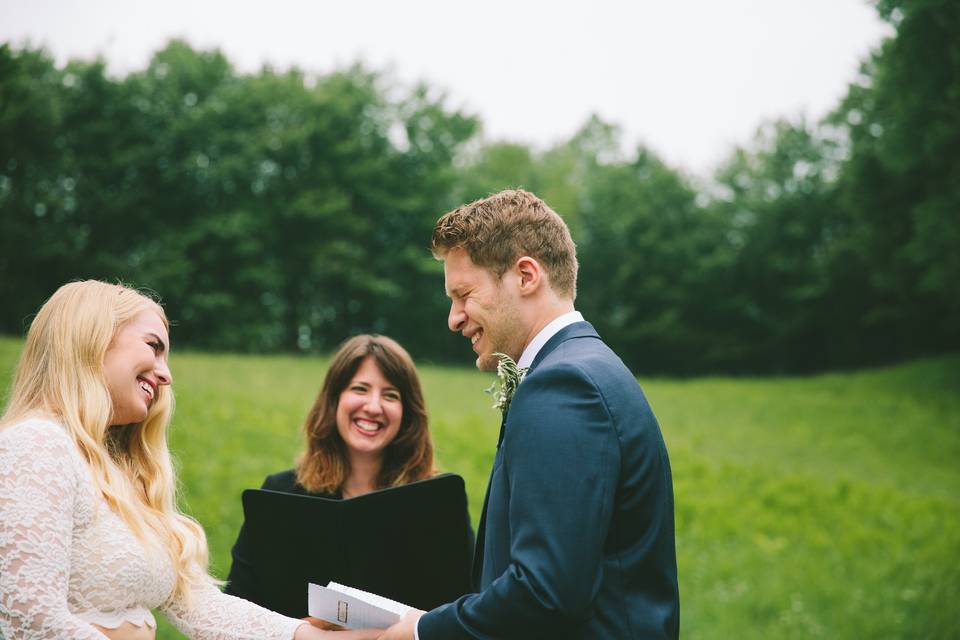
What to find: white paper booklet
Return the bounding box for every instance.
[307,581,413,629]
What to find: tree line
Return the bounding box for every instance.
[1,0,956,374]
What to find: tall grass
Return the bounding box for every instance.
[1,337,956,638]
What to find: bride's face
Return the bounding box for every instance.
[335,357,403,460]
[102,309,172,426]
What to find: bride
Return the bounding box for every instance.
[0,281,379,640]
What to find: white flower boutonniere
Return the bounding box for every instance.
[485,352,529,413]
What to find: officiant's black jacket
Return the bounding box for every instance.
[224,469,335,602]
[224,469,476,608]
[418,322,680,639]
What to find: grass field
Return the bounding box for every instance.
[1,337,958,639]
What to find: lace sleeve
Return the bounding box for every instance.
[162,581,305,640]
[0,420,109,640]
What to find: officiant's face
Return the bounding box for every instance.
[444,247,526,372]
[336,356,403,459]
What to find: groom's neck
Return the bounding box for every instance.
[519,295,576,354]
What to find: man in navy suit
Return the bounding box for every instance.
[381,189,679,639]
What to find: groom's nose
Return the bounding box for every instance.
[448,301,466,333]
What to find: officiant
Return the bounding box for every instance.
[224,334,455,603]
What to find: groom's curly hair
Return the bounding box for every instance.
[432,189,578,298]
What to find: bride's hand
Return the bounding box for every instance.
[92,622,155,640]
[294,622,382,639]
[303,616,345,630]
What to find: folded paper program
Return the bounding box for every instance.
[308,582,412,630]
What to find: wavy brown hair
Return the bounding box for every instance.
[296,334,434,493]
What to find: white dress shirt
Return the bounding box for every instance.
[414,310,584,640]
[516,310,584,370]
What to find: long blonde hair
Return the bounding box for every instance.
[0,280,211,605]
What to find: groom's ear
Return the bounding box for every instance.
[514,256,544,297]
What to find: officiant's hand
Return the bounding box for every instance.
[377,610,424,640]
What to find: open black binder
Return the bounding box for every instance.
[235,473,473,618]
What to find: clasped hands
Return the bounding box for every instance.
[377,609,424,640]
[297,609,424,640]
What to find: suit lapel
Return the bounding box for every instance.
[496,405,508,448]
[471,322,597,587]
[472,411,507,586]
[471,476,491,587]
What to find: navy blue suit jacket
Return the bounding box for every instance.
[419,322,679,639]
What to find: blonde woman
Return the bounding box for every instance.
[0,281,379,640]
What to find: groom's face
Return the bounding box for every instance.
[444,247,526,372]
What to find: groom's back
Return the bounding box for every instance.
[538,331,680,639]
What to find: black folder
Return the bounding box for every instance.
[235,473,473,618]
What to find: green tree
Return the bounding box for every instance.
[0,45,71,331]
[710,119,840,371]
[578,144,723,373]
[829,0,960,363]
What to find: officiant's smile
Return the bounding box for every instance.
[335,356,402,457]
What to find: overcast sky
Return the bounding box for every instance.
[1,0,892,176]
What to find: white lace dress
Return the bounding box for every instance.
[0,417,306,640]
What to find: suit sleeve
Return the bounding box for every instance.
[419,363,620,639]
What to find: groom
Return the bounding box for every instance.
[381,189,679,639]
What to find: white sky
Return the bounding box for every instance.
[1,0,892,176]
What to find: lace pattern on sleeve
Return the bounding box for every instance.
[1,418,304,640]
[162,581,304,640]
[0,419,109,639]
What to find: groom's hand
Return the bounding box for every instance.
[303,617,345,631]
[378,609,424,640]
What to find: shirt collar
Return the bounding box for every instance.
[516,310,584,370]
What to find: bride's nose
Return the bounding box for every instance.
[156,360,172,386]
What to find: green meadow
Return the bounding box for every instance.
[0,337,957,639]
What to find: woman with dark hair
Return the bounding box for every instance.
[225,334,436,600]
[295,334,434,497]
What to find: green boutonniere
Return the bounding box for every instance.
[485,352,529,413]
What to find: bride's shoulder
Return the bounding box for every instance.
[1,416,77,457]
